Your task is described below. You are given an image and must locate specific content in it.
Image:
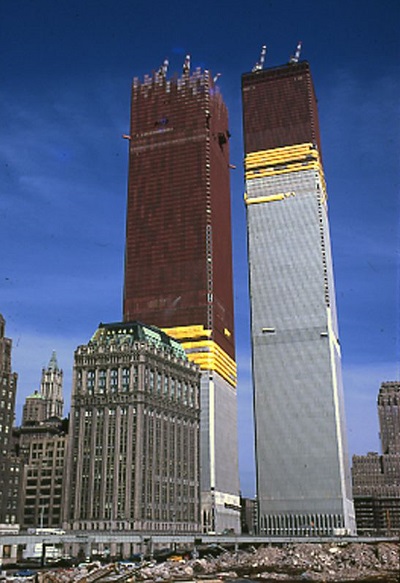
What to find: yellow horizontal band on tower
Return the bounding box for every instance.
[162,325,237,387]
[182,339,237,374]
[183,340,237,387]
[245,159,323,180]
[245,142,317,168]
[244,142,327,198]
[244,191,295,206]
[162,324,212,341]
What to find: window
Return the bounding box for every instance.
[99,369,107,392]
[87,370,95,390]
[149,370,155,392]
[110,369,118,391]
[122,368,130,391]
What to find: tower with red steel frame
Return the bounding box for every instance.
[123,61,240,533]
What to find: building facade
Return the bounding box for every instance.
[123,63,240,532]
[22,390,47,425]
[242,61,355,535]
[352,381,400,535]
[20,430,67,529]
[64,322,201,541]
[240,496,257,535]
[378,382,400,455]
[352,452,400,535]
[0,314,20,525]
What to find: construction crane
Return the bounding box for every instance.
[158,58,169,78]
[183,54,191,74]
[252,45,267,72]
[289,41,302,63]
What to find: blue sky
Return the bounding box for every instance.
[1,0,399,496]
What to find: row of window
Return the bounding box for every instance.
[75,367,198,407]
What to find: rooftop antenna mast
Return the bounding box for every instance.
[289,41,302,63]
[252,45,267,72]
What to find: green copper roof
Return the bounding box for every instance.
[27,390,45,400]
[90,321,187,360]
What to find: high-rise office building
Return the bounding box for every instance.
[64,321,201,548]
[20,431,67,529]
[123,62,240,532]
[378,382,400,455]
[352,381,400,535]
[0,314,20,525]
[22,390,47,425]
[16,384,67,530]
[242,60,355,535]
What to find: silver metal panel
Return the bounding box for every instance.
[200,371,240,533]
[247,169,355,535]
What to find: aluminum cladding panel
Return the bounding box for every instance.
[248,191,328,331]
[246,168,320,201]
[214,372,240,494]
[199,372,240,495]
[247,176,344,514]
[253,334,344,514]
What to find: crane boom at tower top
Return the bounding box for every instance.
[252,45,267,72]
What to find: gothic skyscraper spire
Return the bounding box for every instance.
[41,351,64,419]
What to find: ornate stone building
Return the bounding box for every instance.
[63,321,201,542]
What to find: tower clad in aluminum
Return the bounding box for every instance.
[123,65,240,532]
[242,61,356,535]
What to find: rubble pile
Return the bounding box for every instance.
[208,542,399,581]
[22,541,400,583]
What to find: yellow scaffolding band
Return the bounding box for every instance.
[162,324,212,341]
[244,142,327,198]
[245,142,317,168]
[183,340,237,387]
[245,159,323,178]
[245,191,295,205]
[162,325,237,387]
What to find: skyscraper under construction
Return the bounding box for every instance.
[242,55,356,535]
[123,59,240,533]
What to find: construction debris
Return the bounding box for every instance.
[5,541,399,582]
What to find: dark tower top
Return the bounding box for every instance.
[378,382,400,455]
[241,61,322,155]
[123,67,235,364]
